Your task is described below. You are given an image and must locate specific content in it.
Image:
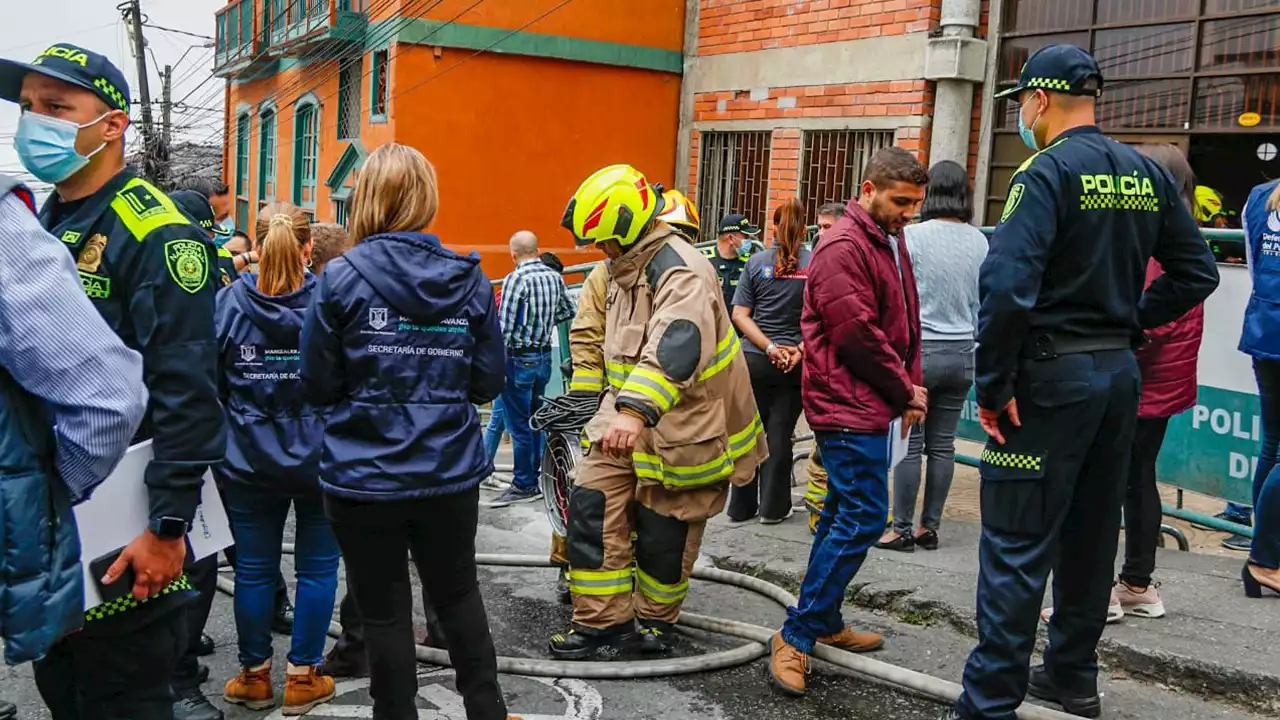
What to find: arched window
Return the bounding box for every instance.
[293,94,320,215]
[234,109,252,229]
[258,101,277,207]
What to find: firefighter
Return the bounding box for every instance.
[554,187,704,605]
[550,165,766,659]
[0,42,226,719]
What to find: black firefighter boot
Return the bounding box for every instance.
[636,619,675,655]
[548,621,637,660]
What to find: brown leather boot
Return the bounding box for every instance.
[767,632,808,696]
[283,663,336,716]
[818,626,884,653]
[223,663,274,710]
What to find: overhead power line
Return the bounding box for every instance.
[142,23,215,42]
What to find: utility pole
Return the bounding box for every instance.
[161,64,172,147]
[123,0,158,180]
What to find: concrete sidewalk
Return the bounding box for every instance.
[699,508,1280,716]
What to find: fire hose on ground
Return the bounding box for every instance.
[215,547,1081,720]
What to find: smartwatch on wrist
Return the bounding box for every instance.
[148,516,188,540]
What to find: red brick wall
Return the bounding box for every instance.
[693,80,931,122]
[698,0,938,55]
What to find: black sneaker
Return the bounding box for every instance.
[636,620,674,654]
[173,688,225,720]
[1027,664,1101,719]
[272,598,295,635]
[0,699,17,720]
[1223,533,1253,551]
[483,485,542,508]
[1191,511,1252,531]
[548,622,636,660]
[196,632,215,657]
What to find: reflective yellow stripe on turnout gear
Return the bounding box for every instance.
[636,568,689,605]
[633,413,764,488]
[567,568,634,596]
[697,332,741,381]
[619,367,681,412]
[570,367,605,393]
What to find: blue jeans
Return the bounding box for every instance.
[500,351,552,492]
[224,484,340,667]
[484,398,507,463]
[782,431,889,653]
[1252,359,1280,568]
[1224,502,1253,524]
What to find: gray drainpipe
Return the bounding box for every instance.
[925,0,988,167]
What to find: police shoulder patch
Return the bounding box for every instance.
[165,239,210,294]
[1001,183,1026,223]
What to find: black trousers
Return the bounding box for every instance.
[957,350,1139,720]
[330,588,366,659]
[35,605,189,720]
[1120,417,1170,589]
[728,352,804,521]
[325,487,506,720]
[171,554,218,690]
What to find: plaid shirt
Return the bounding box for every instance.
[499,258,576,350]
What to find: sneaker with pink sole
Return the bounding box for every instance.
[1114,581,1166,618]
[1040,586,1124,624]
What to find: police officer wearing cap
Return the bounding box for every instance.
[702,213,760,309]
[946,45,1219,720]
[0,44,226,720]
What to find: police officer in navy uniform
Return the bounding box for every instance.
[702,213,759,309]
[947,45,1219,720]
[0,44,226,720]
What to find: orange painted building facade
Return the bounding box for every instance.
[214,0,684,277]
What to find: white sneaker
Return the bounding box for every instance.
[1040,586,1124,624]
[481,473,512,490]
[1114,580,1166,618]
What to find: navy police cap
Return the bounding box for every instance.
[996,44,1104,100]
[0,43,131,112]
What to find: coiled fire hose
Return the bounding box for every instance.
[530,392,600,434]
[216,548,1079,720]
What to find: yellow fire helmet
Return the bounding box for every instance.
[562,164,665,248]
[658,188,701,242]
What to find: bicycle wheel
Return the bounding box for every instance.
[539,430,581,537]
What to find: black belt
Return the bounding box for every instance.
[509,346,552,356]
[1021,333,1131,360]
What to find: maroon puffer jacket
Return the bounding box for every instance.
[801,200,922,433]
[1136,258,1205,419]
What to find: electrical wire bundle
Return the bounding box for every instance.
[531,391,601,434]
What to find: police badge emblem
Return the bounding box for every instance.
[76,233,109,273]
[165,239,209,294]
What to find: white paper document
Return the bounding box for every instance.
[73,440,233,610]
[888,417,910,469]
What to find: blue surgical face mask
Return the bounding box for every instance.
[736,236,754,259]
[1017,95,1043,152]
[14,111,110,184]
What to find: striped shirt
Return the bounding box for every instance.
[0,192,147,503]
[500,258,576,350]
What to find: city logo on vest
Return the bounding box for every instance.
[1267,209,1280,234]
[369,307,389,330]
[240,344,256,362]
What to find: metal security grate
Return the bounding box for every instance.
[799,130,895,220]
[696,131,772,239]
[337,57,362,139]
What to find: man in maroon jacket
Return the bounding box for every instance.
[767,147,930,696]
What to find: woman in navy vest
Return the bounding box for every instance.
[1239,178,1280,599]
[217,203,339,714]
[300,144,510,720]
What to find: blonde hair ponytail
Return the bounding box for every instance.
[254,202,310,296]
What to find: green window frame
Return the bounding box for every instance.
[240,0,253,51]
[258,108,276,205]
[293,99,319,210]
[370,49,388,122]
[235,112,252,229]
[337,56,362,139]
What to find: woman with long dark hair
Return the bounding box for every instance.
[300,144,512,719]
[877,160,987,552]
[218,202,338,714]
[727,197,812,523]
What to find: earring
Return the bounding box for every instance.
[305,257,313,268]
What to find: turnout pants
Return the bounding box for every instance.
[567,446,726,628]
[803,444,828,519]
[956,350,1139,720]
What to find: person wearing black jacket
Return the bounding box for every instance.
[0,43,226,720]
